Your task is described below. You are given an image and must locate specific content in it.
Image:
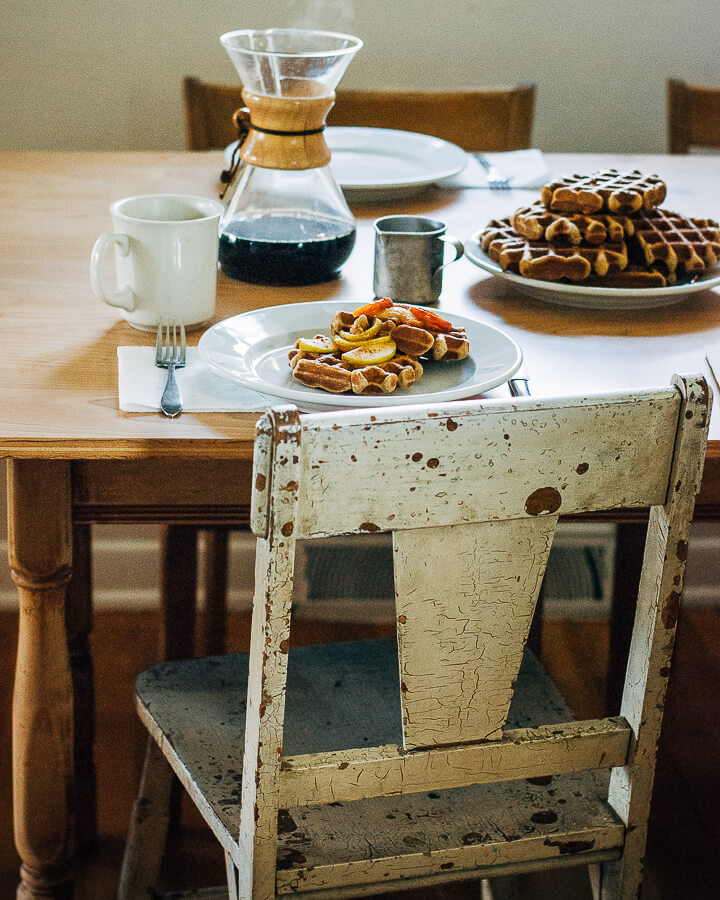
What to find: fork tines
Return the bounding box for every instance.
[155,319,186,367]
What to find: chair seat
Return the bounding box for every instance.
[136,639,624,894]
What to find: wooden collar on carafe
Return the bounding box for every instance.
[236,86,334,170]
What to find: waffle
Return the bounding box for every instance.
[288,349,423,395]
[512,202,635,246]
[584,264,678,288]
[632,208,720,274]
[331,309,469,362]
[480,218,628,282]
[541,169,667,215]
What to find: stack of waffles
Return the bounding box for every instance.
[288,301,470,395]
[479,169,720,286]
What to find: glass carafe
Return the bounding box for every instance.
[218,28,363,285]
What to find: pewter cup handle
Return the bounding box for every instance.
[431,235,464,288]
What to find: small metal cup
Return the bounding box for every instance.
[373,215,464,306]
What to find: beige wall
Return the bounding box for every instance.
[2,0,719,154]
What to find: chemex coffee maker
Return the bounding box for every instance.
[218,28,363,286]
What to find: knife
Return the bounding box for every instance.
[508,361,530,397]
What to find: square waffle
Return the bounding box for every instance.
[512,202,635,246]
[480,218,628,282]
[541,169,667,215]
[632,208,720,274]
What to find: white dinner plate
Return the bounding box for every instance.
[198,300,522,409]
[224,127,468,200]
[465,233,720,310]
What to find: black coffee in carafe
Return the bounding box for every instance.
[218,29,363,287]
[218,212,356,285]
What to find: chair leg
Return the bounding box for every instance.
[117,737,174,900]
[607,520,646,712]
[225,851,239,900]
[597,855,643,900]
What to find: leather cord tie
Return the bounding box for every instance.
[219,107,326,198]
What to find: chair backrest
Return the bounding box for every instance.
[182,76,535,151]
[667,78,720,153]
[240,377,710,893]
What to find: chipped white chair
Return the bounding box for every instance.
[118,376,710,900]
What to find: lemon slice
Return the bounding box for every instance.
[338,317,382,342]
[296,335,336,353]
[333,332,393,352]
[342,338,397,367]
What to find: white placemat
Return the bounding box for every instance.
[441,149,550,189]
[117,346,273,412]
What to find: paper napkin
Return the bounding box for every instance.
[441,148,550,190]
[117,346,273,412]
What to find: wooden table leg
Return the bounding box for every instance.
[8,459,74,900]
[65,523,96,854]
[160,524,198,661]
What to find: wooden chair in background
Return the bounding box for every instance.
[118,375,709,900]
[667,78,720,153]
[183,75,536,152]
[177,76,538,662]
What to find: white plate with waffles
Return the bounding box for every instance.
[225,127,469,201]
[465,233,720,310]
[198,300,522,408]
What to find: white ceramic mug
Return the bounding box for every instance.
[90,193,225,331]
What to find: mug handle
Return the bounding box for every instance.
[89,232,136,312]
[431,235,465,287]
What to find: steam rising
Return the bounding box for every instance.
[286,0,356,33]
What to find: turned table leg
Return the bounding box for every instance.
[8,459,74,900]
[65,523,96,853]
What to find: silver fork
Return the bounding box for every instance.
[155,319,186,417]
[474,154,512,190]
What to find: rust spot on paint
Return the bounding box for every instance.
[524,487,562,515]
[427,458,439,468]
[283,480,298,492]
[531,810,558,824]
[351,454,357,461]
[446,418,458,431]
[662,591,681,629]
[401,681,408,694]
[440,862,455,869]
[576,462,589,475]
[279,639,289,654]
[676,540,688,562]
[338,761,349,770]
[543,838,595,854]
[281,521,294,536]
[277,809,297,833]
[659,666,671,678]
[398,614,407,624]
[685,409,693,419]
[359,522,380,532]
[412,452,423,462]
[255,473,266,492]
[504,433,510,440]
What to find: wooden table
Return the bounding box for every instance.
[2,151,720,899]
